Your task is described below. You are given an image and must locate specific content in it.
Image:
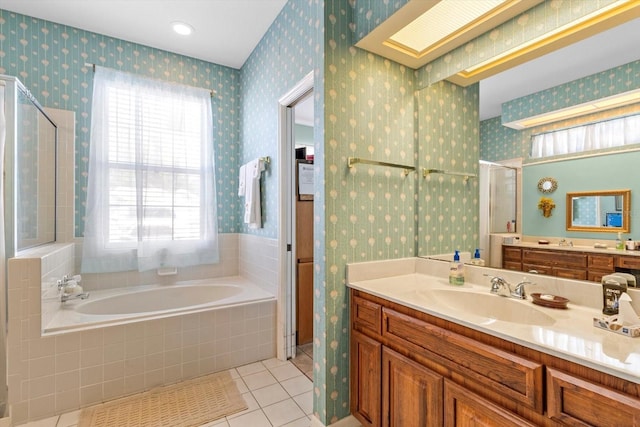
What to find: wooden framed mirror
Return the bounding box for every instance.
[566,189,630,233]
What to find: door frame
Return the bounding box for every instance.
[277,71,314,360]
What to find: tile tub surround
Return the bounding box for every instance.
[7,238,278,425]
[347,257,640,384]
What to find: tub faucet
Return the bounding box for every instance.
[61,292,90,303]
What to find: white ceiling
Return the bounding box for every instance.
[0,0,288,69]
[1,2,637,120]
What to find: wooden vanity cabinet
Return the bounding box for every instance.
[350,288,640,427]
[503,246,622,282]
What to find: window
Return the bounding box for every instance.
[530,113,640,159]
[82,67,219,273]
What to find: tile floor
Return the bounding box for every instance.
[290,343,313,380]
[16,358,314,427]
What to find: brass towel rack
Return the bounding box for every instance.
[423,168,477,182]
[347,157,415,176]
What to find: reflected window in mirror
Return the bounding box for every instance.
[566,190,630,233]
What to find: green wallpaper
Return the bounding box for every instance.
[417,81,480,256]
[323,0,415,421]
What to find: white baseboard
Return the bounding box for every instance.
[310,414,361,427]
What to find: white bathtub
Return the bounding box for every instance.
[44,276,275,334]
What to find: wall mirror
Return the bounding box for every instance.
[415,14,639,259]
[566,190,630,233]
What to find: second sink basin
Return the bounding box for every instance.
[416,288,556,326]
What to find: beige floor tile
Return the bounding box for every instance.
[227,410,272,427]
[280,374,313,397]
[251,382,290,407]
[262,398,306,427]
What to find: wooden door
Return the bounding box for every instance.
[382,347,443,427]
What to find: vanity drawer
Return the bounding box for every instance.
[503,247,522,261]
[588,254,615,270]
[382,308,544,412]
[523,249,587,268]
[616,255,640,270]
[352,294,382,335]
[547,367,640,426]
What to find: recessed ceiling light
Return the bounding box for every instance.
[172,21,194,36]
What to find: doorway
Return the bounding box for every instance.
[277,72,314,380]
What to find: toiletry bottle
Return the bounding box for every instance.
[616,232,624,250]
[449,250,465,286]
[471,248,485,266]
[602,279,627,315]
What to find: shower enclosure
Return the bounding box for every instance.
[479,160,519,267]
[0,75,57,417]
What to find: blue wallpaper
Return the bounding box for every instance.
[239,0,320,238]
[0,10,241,237]
[353,0,410,42]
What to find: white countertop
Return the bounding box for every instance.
[347,258,640,384]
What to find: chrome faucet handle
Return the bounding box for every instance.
[485,275,512,296]
[512,280,535,299]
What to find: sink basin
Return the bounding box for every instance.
[416,289,556,326]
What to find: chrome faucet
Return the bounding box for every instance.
[486,274,534,300]
[61,292,90,303]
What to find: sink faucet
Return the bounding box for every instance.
[486,274,534,300]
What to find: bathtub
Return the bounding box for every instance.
[44,276,275,334]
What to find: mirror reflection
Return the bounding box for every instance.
[567,190,630,233]
[417,16,640,280]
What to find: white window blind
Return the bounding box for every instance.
[530,114,640,159]
[82,67,219,273]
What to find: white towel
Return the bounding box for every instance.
[242,158,266,228]
[238,164,246,196]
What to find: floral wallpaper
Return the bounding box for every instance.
[239,1,320,238]
[322,0,415,421]
[0,10,241,237]
[417,81,480,256]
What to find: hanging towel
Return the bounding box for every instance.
[242,158,266,228]
[238,164,246,196]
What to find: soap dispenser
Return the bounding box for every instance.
[449,250,465,286]
[616,232,624,250]
[471,248,485,266]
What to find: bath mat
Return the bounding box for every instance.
[78,371,247,427]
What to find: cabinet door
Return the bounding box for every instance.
[382,347,443,427]
[296,261,313,345]
[444,380,536,427]
[547,367,640,427]
[350,330,381,427]
[554,268,587,280]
